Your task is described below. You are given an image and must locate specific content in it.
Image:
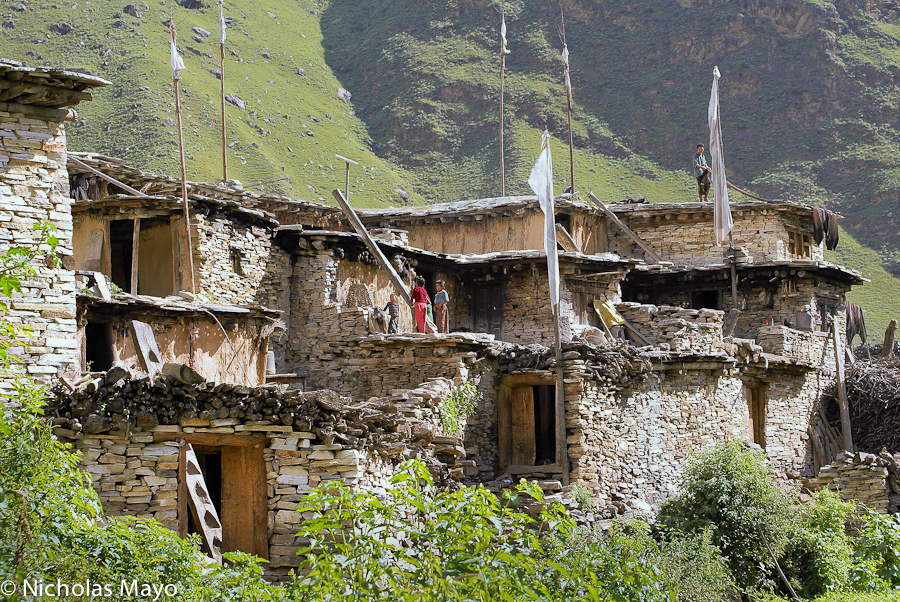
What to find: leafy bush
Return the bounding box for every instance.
[660,530,737,602]
[569,482,596,511]
[439,382,480,437]
[537,521,675,602]
[657,442,794,591]
[781,489,856,598]
[850,511,900,590]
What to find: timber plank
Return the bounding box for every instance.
[128,320,163,377]
[82,228,103,272]
[184,444,223,563]
[511,385,536,466]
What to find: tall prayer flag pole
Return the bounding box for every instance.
[171,21,195,294]
[218,0,227,182]
[499,9,510,196]
[527,130,567,486]
[559,5,575,192]
[708,65,737,309]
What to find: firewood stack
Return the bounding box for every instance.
[46,368,469,487]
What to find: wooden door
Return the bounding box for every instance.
[220,445,269,560]
[747,386,767,449]
[473,283,504,339]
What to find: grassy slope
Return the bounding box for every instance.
[1,0,898,330]
[1,0,420,206]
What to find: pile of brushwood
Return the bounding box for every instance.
[833,356,900,452]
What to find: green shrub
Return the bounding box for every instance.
[657,442,794,591]
[781,489,856,598]
[850,511,900,590]
[569,482,596,511]
[439,382,481,437]
[660,530,737,602]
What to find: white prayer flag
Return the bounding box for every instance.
[562,44,571,97]
[528,130,560,308]
[708,65,733,246]
[170,39,186,80]
[501,16,510,55]
[218,0,226,44]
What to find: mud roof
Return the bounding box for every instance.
[0,59,109,108]
[71,194,279,228]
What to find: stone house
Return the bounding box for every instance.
[4,62,874,574]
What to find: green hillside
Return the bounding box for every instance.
[2,0,899,333]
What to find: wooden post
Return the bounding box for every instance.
[552,303,568,486]
[882,319,897,359]
[335,154,358,202]
[130,218,140,295]
[728,230,739,310]
[219,0,227,182]
[499,8,506,197]
[172,23,195,294]
[832,320,853,452]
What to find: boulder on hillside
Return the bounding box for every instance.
[123,4,141,18]
[192,26,210,38]
[225,94,245,110]
[50,22,73,35]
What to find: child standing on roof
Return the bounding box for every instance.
[383,293,400,334]
[410,276,430,333]
[433,280,449,333]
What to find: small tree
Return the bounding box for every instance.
[657,442,793,591]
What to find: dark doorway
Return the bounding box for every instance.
[109,220,134,293]
[690,289,721,310]
[747,386,767,449]
[532,385,556,465]
[473,282,504,339]
[84,322,114,372]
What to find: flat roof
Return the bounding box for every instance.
[0,59,109,108]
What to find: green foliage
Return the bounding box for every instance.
[781,490,857,598]
[569,482,596,511]
[659,530,737,602]
[657,442,794,591]
[537,521,675,602]
[439,382,481,437]
[850,512,900,590]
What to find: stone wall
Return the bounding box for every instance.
[609,207,823,265]
[192,213,290,309]
[567,367,748,505]
[756,370,823,476]
[0,106,77,394]
[616,303,725,354]
[818,451,895,513]
[756,325,832,366]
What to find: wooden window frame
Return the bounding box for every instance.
[786,228,812,259]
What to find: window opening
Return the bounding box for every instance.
[109,220,134,293]
[787,229,812,259]
[817,299,837,332]
[230,249,244,276]
[84,322,115,372]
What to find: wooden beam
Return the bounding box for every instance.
[68,156,149,197]
[587,193,662,263]
[154,432,268,447]
[131,218,140,295]
[332,189,411,300]
[555,224,580,253]
[831,321,853,452]
[506,464,562,475]
[621,317,653,346]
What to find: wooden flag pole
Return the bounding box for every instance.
[558,4,575,192]
[218,0,227,182]
[728,230,738,310]
[552,303,568,486]
[172,22,195,294]
[499,8,507,197]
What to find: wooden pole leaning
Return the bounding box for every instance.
[832,320,853,452]
[172,23,195,294]
[219,27,227,181]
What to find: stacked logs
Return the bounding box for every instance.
[486,340,651,389]
[46,367,445,456]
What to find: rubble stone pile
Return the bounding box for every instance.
[616,303,725,355]
[817,450,900,513]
